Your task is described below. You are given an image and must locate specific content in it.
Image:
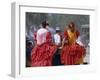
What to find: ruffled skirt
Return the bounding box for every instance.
[61,43,86,65]
[31,43,57,67]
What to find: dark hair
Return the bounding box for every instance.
[68,22,75,28]
[68,22,76,32]
[42,21,49,28]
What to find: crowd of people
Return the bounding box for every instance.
[26,21,87,67]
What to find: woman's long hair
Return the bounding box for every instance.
[68,22,76,32]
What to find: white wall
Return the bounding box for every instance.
[0,0,100,80]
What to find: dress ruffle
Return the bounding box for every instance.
[61,43,86,65]
[31,43,56,66]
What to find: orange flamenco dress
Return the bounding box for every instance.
[31,32,57,67]
[61,30,86,65]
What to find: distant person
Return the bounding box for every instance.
[26,40,33,67]
[33,27,37,47]
[52,27,62,65]
[54,27,62,46]
[83,43,89,64]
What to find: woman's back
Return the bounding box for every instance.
[36,28,48,45]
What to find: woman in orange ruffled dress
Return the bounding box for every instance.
[31,21,57,67]
[61,22,86,65]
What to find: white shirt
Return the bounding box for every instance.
[54,33,61,45]
[37,28,48,45]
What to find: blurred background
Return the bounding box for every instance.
[26,12,89,46]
